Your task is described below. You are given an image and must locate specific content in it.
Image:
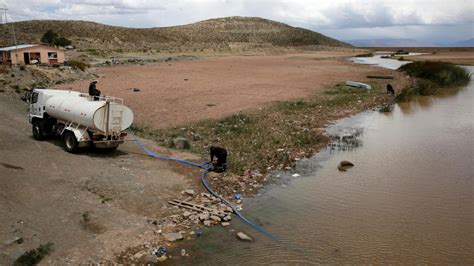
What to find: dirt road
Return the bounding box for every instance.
[0,95,202,264]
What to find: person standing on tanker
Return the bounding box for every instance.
[88,80,101,100]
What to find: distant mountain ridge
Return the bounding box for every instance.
[0,17,350,51]
[346,38,474,48]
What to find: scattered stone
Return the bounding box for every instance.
[173,137,190,150]
[163,232,183,242]
[157,255,168,262]
[210,215,221,222]
[338,160,355,171]
[183,211,192,218]
[236,199,242,204]
[180,249,186,256]
[225,207,233,213]
[223,215,232,222]
[236,232,252,241]
[184,189,195,196]
[292,173,301,178]
[133,251,146,260]
[4,237,23,245]
[221,222,230,227]
[192,133,201,141]
[203,220,211,226]
[198,213,210,221]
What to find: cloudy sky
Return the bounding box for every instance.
[2,0,473,43]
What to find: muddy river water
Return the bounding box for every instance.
[181,65,473,264]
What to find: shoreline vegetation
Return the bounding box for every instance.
[133,80,391,194]
[396,61,471,102]
[131,59,471,197]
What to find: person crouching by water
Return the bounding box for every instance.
[88,80,101,100]
[210,146,227,173]
[387,83,395,95]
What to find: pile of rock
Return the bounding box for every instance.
[169,191,236,228]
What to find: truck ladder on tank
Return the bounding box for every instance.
[111,110,123,133]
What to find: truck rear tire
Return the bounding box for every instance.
[32,120,43,140]
[63,131,79,153]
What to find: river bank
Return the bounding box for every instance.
[111,53,414,263]
[171,66,473,264]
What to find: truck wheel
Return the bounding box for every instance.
[63,131,79,153]
[32,120,43,140]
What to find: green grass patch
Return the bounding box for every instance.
[138,82,382,175]
[396,61,471,102]
[325,83,369,95]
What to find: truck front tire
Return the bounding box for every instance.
[63,131,79,153]
[32,120,43,140]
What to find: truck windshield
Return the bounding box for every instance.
[31,92,38,104]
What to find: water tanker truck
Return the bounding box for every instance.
[29,88,133,153]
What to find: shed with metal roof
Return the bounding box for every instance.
[0,44,65,66]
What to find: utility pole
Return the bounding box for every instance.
[1,5,17,47]
[1,4,18,65]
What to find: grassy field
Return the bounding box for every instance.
[133,81,387,178]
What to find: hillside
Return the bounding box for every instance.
[0,17,349,52]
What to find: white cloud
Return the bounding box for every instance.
[2,0,473,42]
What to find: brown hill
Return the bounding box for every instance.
[0,16,350,51]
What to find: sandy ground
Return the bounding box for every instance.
[57,52,397,129]
[0,95,204,264]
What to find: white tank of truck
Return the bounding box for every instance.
[29,89,134,153]
[44,91,133,132]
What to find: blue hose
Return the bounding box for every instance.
[128,130,209,168]
[200,168,278,240]
[128,130,277,240]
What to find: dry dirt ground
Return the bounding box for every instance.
[57,51,398,129]
[0,95,205,264]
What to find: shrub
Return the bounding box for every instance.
[399,61,470,87]
[53,36,72,47]
[354,53,373,57]
[41,29,72,47]
[41,30,58,45]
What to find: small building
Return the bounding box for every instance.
[0,44,65,66]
